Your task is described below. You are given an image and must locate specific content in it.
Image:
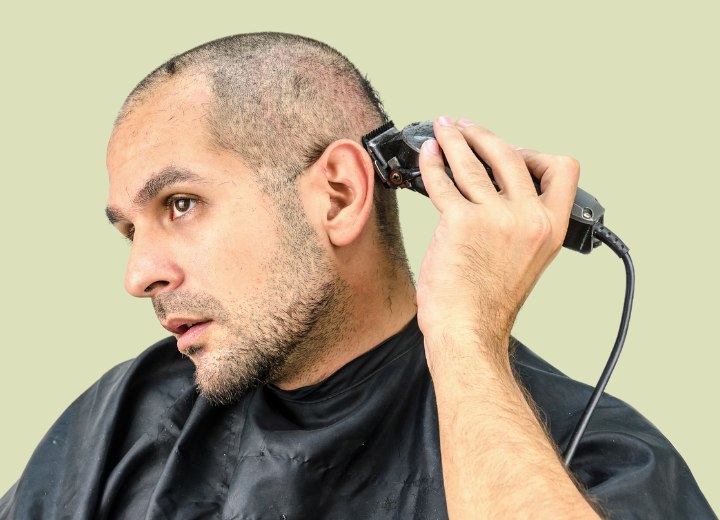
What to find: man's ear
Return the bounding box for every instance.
[308,139,375,248]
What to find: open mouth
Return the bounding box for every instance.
[175,320,213,355]
[178,321,210,334]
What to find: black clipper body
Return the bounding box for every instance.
[362,120,605,254]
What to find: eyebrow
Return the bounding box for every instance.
[105,167,204,225]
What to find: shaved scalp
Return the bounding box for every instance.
[118,32,409,269]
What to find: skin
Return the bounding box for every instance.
[107,77,599,517]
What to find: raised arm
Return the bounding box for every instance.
[416,116,600,519]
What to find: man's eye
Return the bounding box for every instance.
[167,197,197,220]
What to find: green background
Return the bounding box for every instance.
[2,0,717,513]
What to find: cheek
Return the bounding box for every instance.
[191,209,280,296]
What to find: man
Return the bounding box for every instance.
[1,32,714,519]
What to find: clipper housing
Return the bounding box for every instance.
[362,120,605,254]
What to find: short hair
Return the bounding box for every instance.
[118,32,410,272]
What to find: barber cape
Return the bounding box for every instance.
[1,317,715,519]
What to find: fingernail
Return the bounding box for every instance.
[456,118,474,127]
[423,139,440,155]
[437,115,453,126]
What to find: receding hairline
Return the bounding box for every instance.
[116,33,387,153]
[113,70,214,135]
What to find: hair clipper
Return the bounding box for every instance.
[362,120,605,254]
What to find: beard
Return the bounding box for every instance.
[153,197,350,406]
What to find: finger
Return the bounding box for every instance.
[455,121,537,198]
[519,148,580,225]
[432,116,497,203]
[419,138,466,213]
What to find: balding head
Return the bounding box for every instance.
[116,33,408,267]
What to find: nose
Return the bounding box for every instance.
[124,232,184,298]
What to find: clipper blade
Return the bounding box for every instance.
[361,120,396,146]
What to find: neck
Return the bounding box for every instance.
[273,268,417,390]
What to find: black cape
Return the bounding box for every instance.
[1,318,715,519]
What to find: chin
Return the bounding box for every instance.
[192,347,278,406]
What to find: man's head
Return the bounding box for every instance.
[106,33,413,404]
[116,32,406,262]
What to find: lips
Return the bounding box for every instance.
[161,318,213,354]
[176,321,212,354]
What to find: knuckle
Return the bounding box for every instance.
[527,211,552,244]
[458,157,487,178]
[441,184,458,201]
[551,237,564,254]
[556,155,581,174]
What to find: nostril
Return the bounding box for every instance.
[144,280,170,294]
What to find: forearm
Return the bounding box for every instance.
[428,331,601,519]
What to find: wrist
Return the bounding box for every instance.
[424,328,515,391]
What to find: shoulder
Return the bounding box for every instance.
[0,337,197,518]
[511,339,716,519]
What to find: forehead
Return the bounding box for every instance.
[109,76,213,161]
[106,77,240,206]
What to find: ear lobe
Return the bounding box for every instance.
[320,139,375,247]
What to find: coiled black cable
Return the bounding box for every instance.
[563,223,635,466]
